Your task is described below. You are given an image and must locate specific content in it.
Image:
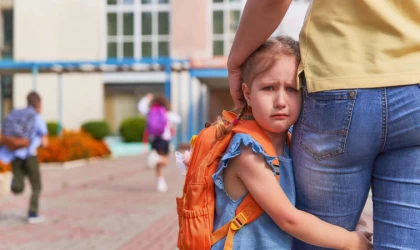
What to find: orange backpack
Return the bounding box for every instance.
[176,110,283,250]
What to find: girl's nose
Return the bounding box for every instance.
[274,90,286,109]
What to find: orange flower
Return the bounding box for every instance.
[37,131,111,163]
[0,161,12,173]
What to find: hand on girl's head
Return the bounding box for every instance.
[228,66,245,109]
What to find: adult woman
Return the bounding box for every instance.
[227,0,420,249]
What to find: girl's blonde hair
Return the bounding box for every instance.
[214,36,300,141]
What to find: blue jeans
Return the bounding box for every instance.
[291,84,420,249]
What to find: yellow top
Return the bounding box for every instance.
[299,0,420,92]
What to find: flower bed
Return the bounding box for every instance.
[37,131,111,163]
[0,161,12,173]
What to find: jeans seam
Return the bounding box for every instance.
[341,92,357,153]
[380,88,388,152]
[304,90,351,101]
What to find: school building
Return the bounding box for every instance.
[0,0,310,144]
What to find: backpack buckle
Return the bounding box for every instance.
[230,212,247,231]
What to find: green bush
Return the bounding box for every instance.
[81,120,110,141]
[47,122,61,137]
[119,116,146,142]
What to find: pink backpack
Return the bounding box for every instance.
[147,105,167,137]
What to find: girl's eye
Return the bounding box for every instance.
[286,87,297,92]
[262,86,274,91]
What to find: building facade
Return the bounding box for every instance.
[6,0,310,143]
[0,0,13,119]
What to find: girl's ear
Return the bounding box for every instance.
[242,83,251,106]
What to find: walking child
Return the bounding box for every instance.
[0,91,48,223]
[138,94,181,192]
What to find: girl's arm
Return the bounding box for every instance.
[356,214,373,241]
[228,0,292,108]
[36,116,48,147]
[138,93,152,116]
[231,146,372,250]
[0,136,30,150]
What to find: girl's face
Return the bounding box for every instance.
[242,56,302,135]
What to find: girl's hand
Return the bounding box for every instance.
[343,231,373,250]
[146,93,154,100]
[182,150,191,166]
[355,214,372,242]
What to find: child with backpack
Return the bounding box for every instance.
[176,36,372,250]
[0,91,48,224]
[138,93,181,192]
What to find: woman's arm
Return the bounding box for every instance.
[228,0,292,108]
[231,146,371,249]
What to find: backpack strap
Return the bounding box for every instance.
[223,110,279,166]
[211,175,280,249]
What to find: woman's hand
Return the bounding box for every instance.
[226,0,292,108]
[228,65,245,109]
[343,231,373,250]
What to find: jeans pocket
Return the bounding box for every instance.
[299,89,357,161]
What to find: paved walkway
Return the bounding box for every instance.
[0,155,373,250]
[0,155,183,250]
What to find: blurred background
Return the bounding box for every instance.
[0,1,321,249]
[0,0,311,152]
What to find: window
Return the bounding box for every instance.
[212,0,244,56]
[212,0,311,56]
[106,0,170,59]
[1,9,14,118]
[2,9,13,59]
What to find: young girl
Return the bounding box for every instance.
[210,36,372,249]
[138,94,181,192]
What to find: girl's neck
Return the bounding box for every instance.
[264,130,287,156]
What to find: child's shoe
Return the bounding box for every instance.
[28,212,45,224]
